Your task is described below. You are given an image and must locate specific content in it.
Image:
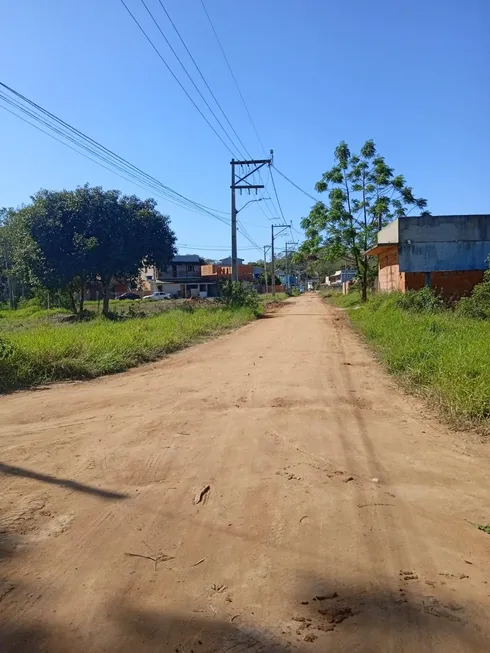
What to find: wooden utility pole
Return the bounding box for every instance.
[231,156,271,281]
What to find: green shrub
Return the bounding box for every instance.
[395,287,444,313]
[218,281,260,313]
[455,268,490,320]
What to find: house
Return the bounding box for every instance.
[367,214,490,298]
[218,256,244,266]
[325,269,356,286]
[152,255,217,298]
[275,269,297,288]
[200,263,255,283]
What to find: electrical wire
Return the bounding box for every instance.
[135,0,246,159]
[0,81,230,225]
[123,0,274,233]
[271,165,320,204]
[199,0,265,155]
[178,244,257,251]
[237,220,262,252]
[155,0,253,161]
[269,166,287,223]
[0,85,227,219]
[198,0,275,227]
[118,0,236,158]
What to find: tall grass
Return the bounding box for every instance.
[328,292,490,426]
[0,307,254,392]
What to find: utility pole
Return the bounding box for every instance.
[285,242,296,289]
[231,154,272,281]
[263,245,270,294]
[271,223,289,296]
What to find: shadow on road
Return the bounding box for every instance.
[1,577,486,653]
[0,463,129,500]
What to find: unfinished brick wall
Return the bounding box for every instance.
[405,270,484,298]
[377,246,402,292]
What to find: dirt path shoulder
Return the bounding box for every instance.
[0,294,489,652]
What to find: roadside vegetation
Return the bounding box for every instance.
[325,281,490,429]
[0,283,286,392]
[0,304,257,392]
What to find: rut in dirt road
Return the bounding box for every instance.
[0,294,489,653]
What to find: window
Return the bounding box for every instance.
[187,265,195,272]
[146,275,152,281]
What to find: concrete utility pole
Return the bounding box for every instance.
[285,242,296,289]
[231,155,272,281]
[263,245,270,294]
[271,223,289,296]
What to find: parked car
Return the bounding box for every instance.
[142,292,172,301]
[117,292,140,300]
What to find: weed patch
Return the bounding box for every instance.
[0,306,255,392]
[326,291,490,429]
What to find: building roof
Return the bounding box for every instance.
[219,256,244,264]
[172,255,202,263]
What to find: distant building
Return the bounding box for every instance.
[276,269,297,288]
[156,255,215,298]
[367,214,490,298]
[218,256,244,266]
[200,263,255,282]
[325,269,356,286]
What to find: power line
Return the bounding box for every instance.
[122,1,274,235]
[269,166,287,223]
[178,244,257,251]
[200,0,266,155]
[271,165,320,204]
[237,220,262,252]
[118,0,237,158]
[134,0,246,159]
[198,0,275,228]
[0,81,229,225]
[155,0,253,161]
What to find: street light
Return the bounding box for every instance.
[236,197,270,214]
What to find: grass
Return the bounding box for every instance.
[325,291,490,428]
[0,304,69,324]
[259,292,288,303]
[0,306,256,392]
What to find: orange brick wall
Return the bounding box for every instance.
[404,270,484,299]
[377,246,403,292]
[200,264,254,280]
[376,251,485,299]
[402,272,425,292]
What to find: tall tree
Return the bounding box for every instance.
[299,140,429,300]
[13,185,176,315]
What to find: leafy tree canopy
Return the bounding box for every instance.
[298,140,429,299]
[10,185,176,314]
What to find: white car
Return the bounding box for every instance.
[142,292,172,301]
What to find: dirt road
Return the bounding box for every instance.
[1,294,489,652]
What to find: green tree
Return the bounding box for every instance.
[299,140,429,300]
[13,185,176,315]
[0,207,34,308]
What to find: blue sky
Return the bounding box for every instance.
[1,0,489,262]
